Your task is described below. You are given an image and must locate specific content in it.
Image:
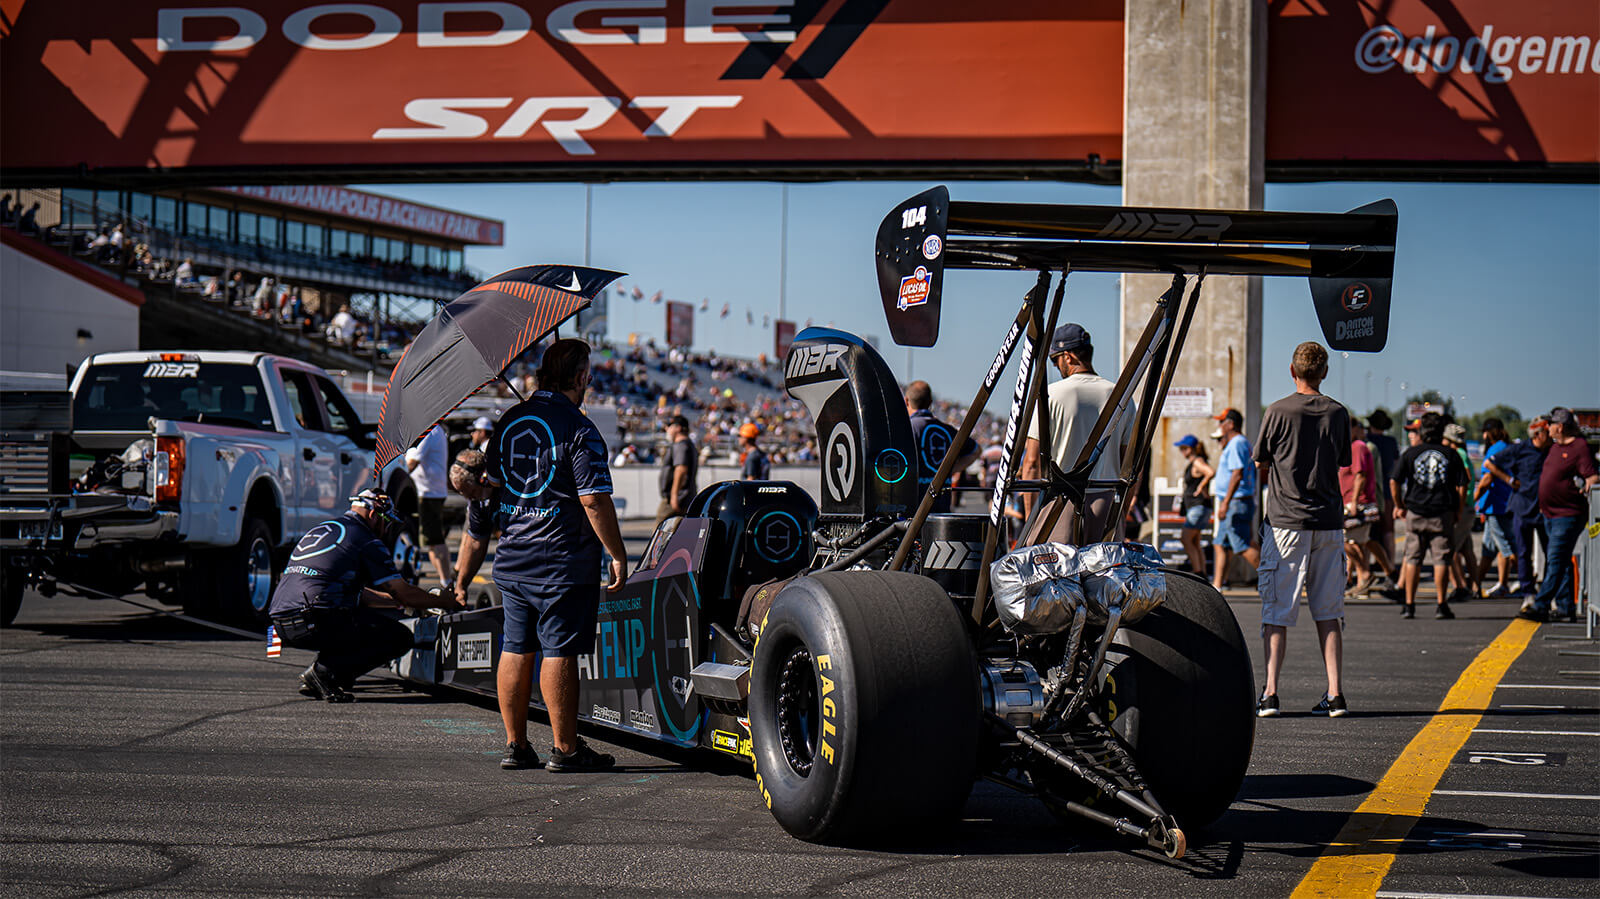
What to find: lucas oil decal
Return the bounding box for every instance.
[897,266,932,310]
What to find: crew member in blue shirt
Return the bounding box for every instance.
[268,488,458,703]
[453,339,629,773]
[1483,416,1552,598]
[905,380,979,513]
[1473,417,1516,596]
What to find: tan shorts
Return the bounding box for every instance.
[1258,525,1346,628]
[1402,512,1454,566]
[1344,522,1371,545]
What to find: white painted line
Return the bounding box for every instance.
[1497,683,1600,691]
[1473,728,1599,737]
[1377,892,1582,899]
[1433,789,1600,801]
[1497,704,1567,709]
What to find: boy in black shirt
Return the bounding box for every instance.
[1390,412,1468,619]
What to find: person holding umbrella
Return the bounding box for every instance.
[453,338,628,772]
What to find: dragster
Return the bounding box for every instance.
[389,186,1397,856]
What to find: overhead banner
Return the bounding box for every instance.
[773,319,796,361]
[0,1,1124,178]
[218,185,503,244]
[1267,1,1598,166]
[665,300,693,348]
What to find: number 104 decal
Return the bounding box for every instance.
[900,205,927,229]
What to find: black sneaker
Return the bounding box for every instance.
[1256,693,1280,718]
[1401,604,1415,619]
[546,739,615,772]
[1516,604,1548,622]
[301,664,353,703]
[1435,602,1455,620]
[1448,587,1470,604]
[1312,694,1349,717]
[500,741,542,770]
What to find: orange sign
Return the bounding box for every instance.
[0,1,1124,176]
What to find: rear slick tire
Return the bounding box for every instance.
[748,571,979,845]
[1101,571,1256,828]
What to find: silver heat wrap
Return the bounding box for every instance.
[991,541,1168,634]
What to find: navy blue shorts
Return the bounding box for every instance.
[498,580,599,657]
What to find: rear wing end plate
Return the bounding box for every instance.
[875,185,1397,352]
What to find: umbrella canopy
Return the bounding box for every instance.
[375,264,624,475]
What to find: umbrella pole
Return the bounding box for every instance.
[503,375,525,402]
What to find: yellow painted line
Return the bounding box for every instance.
[1291,617,1541,899]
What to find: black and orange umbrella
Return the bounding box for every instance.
[375,264,624,475]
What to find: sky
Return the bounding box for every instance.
[361,179,1600,421]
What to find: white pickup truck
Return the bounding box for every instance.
[0,351,416,626]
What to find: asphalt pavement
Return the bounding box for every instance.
[3,540,1596,897]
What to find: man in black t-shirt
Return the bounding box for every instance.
[656,414,698,524]
[1390,412,1468,619]
[268,488,458,702]
[738,423,770,480]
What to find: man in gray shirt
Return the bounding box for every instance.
[1252,341,1352,719]
[655,414,698,525]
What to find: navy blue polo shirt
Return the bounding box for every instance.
[1487,440,1549,518]
[269,512,400,615]
[909,409,978,514]
[470,390,612,588]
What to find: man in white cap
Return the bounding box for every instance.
[470,417,494,452]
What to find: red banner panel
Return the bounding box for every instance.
[0,1,1124,177]
[773,319,796,361]
[1267,0,1599,166]
[665,300,693,347]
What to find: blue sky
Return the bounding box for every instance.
[364,179,1599,420]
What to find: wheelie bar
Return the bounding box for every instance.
[996,716,1187,859]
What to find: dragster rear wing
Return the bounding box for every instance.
[875,185,1397,352]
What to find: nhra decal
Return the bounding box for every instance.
[143,362,199,378]
[455,633,492,670]
[921,234,943,260]
[897,266,932,310]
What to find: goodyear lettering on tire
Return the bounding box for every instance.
[817,653,837,766]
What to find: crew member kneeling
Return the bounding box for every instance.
[268,488,462,702]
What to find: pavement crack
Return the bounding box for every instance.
[114,697,303,748]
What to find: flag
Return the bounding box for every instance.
[762,314,770,327]
[631,286,643,301]
[266,626,282,658]
[720,302,730,319]
[699,298,709,312]
[746,309,753,324]
[805,317,814,328]
[651,290,663,304]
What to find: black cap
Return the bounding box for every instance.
[1049,323,1091,357]
[1549,407,1576,428]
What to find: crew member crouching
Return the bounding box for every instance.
[268,488,462,702]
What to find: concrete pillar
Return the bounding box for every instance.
[1120,0,1265,505]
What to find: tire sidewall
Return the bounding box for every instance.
[749,580,859,842]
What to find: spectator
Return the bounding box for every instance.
[1212,407,1259,589]
[405,424,453,589]
[87,229,110,260]
[1441,422,1480,602]
[229,271,246,305]
[329,303,358,345]
[1173,435,1214,575]
[1484,417,1551,600]
[738,423,770,481]
[1390,411,1468,620]
[1347,416,1399,594]
[906,380,978,514]
[17,202,40,236]
[1021,323,1135,544]
[1365,409,1402,575]
[1339,415,1380,594]
[1473,417,1516,597]
[469,417,494,453]
[0,193,13,223]
[1520,407,1598,623]
[108,223,125,263]
[174,257,195,287]
[656,414,697,525]
[1253,341,1352,718]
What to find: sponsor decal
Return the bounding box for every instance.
[874,448,908,484]
[1031,551,1059,565]
[143,362,199,378]
[498,415,557,499]
[921,234,943,260]
[752,510,802,563]
[924,540,984,570]
[757,485,786,494]
[1353,23,1597,84]
[785,343,849,380]
[816,654,838,766]
[628,708,658,731]
[824,422,857,503]
[560,271,583,293]
[711,729,741,753]
[897,266,932,310]
[1335,316,1376,341]
[455,633,492,669]
[592,704,622,725]
[371,94,744,155]
[1093,211,1230,241]
[290,520,346,561]
[1340,281,1372,312]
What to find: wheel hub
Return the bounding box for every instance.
[774,645,819,776]
[246,537,273,611]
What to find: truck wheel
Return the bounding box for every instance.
[749,571,979,845]
[1,558,23,627]
[213,516,277,627]
[389,482,421,581]
[1099,571,1255,828]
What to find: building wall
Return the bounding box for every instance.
[0,236,141,375]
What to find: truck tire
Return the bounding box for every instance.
[748,571,979,845]
[212,516,277,627]
[388,481,421,582]
[1099,571,1255,828]
[1,558,23,627]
